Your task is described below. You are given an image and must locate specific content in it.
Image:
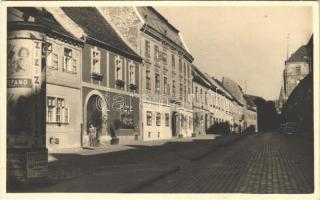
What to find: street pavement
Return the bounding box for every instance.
[138,132,314,193]
[25,132,313,193]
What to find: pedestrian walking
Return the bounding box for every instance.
[88,124,97,147]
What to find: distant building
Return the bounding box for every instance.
[278,36,312,112]
[280,35,313,135]
[221,77,247,133]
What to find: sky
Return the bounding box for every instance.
[156,6,313,100]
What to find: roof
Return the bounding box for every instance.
[286,45,309,63]
[192,65,211,88]
[12,7,80,44]
[221,77,246,106]
[210,77,233,99]
[136,7,186,51]
[244,95,257,111]
[61,7,141,61]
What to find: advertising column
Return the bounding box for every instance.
[7,30,48,187]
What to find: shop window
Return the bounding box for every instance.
[146,111,152,126]
[165,113,170,126]
[156,112,161,126]
[146,70,151,90]
[91,47,100,74]
[62,48,73,72]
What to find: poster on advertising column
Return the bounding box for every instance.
[7,39,34,148]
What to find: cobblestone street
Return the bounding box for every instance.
[138,132,314,193]
[26,132,314,194]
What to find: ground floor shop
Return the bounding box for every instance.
[141,101,194,141]
[82,87,140,146]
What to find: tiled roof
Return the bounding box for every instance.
[13,8,77,41]
[244,95,257,110]
[221,77,246,106]
[36,10,75,38]
[136,7,186,50]
[286,45,309,63]
[61,7,141,61]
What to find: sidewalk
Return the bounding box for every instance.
[23,133,248,192]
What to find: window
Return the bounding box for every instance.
[129,61,135,85]
[165,113,170,126]
[47,96,69,124]
[154,45,160,64]
[195,86,198,102]
[91,48,100,74]
[145,40,150,58]
[63,48,72,72]
[156,112,161,126]
[162,50,167,65]
[115,57,123,80]
[295,66,301,75]
[187,65,190,78]
[155,73,160,92]
[205,91,208,105]
[172,80,176,96]
[164,76,168,94]
[47,107,53,123]
[180,83,183,97]
[171,54,175,68]
[179,58,182,72]
[200,89,203,104]
[184,63,186,77]
[147,111,152,126]
[46,43,58,69]
[184,86,187,101]
[146,70,151,90]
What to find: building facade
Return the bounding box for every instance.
[61,7,142,146]
[100,6,194,140]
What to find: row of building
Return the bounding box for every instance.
[7,7,258,149]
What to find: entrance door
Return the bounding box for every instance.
[86,95,102,139]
